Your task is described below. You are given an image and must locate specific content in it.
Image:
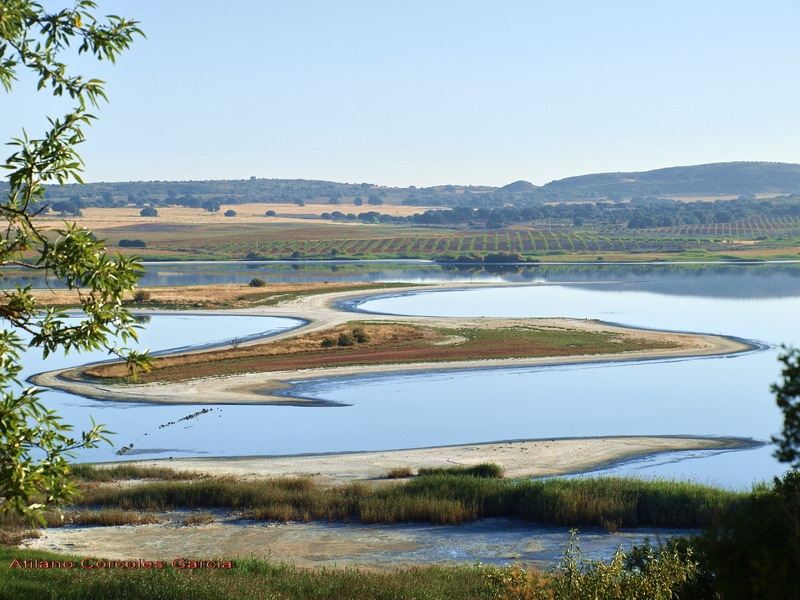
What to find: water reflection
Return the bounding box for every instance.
[4,260,800,298]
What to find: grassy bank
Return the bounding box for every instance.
[0,548,496,600]
[66,467,743,529]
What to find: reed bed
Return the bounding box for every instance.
[75,473,745,529]
[416,463,505,478]
[69,464,203,482]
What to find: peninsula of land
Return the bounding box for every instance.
[31,282,751,406]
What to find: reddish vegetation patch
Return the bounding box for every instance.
[81,323,676,384]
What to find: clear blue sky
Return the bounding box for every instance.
[5,1,800,187]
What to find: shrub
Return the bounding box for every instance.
[352,327,370,343]
[337,332,356,347]
[224,209,237,217]
[320,337,336,348]
[417,463,504,478]
[700,470,800,599]
[139,206,158,217]
[118,239,147,248]
[183,513,214,526]
[132,290,151,303]
[386,467,413,479]
[248,278,267,287]
[265,210,276,217]
[483,534,702,600]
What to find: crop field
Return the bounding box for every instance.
[100,226,796,260]
[623,215,800,239]
[54,207,800,261]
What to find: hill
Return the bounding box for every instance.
[538,162,800,200]
[24,161,800,210]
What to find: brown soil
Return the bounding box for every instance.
[28,282,394,310]
[82,321,672,383]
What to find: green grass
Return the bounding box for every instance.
[0,548,496,600]
[68,463,203,482]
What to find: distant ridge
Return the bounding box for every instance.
[539,161,800,199]
[30,161,800,207]
[500,180,537,192]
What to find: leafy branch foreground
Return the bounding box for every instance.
[1,1,147,522]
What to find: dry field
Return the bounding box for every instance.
[40,202,435,231]
[29,282,389,310]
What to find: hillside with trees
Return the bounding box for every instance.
[15,162,800,213]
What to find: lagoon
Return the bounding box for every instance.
[20,262,800,488]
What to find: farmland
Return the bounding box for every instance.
[31,184,800,262]
[68,212,800,262]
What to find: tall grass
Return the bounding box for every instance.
[69,464,202,482]
[417,463,504,478]
[76,474,745,529]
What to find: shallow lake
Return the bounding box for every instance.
[18,262,800,489]
[7,259,800,292]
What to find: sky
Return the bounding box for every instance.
[4,1,800,187]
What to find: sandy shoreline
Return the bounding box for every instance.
[110,435,758,483]
[31,282,753,405]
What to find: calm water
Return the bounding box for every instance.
[5,259,800,294]
[17,262,800,488]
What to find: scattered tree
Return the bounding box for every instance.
[139,206,158,217]
[50,200,82,216]
[118,239,147,248]
[202,199,221,212]
[248,278,267,287]
[224,209,237,217]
